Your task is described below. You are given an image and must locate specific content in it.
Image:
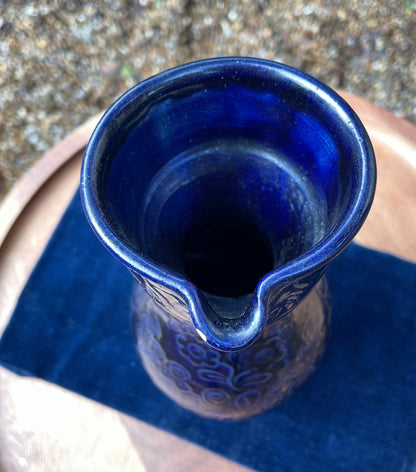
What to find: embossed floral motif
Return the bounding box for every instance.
[253,347,275,365]
[139,311,162,339]
[168,316,196,336]
[267,270,325,322]
[235,390,264,412]
[165,360,194,392]
[202,388,231,406]
[132,277,331,420]
[133,273,188,319]
[176,334,221,368]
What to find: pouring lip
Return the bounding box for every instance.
[80,56,376,303]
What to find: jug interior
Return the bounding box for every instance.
[139,141,324,297]
[97,75,353,299]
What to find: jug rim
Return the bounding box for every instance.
[81,56,376,329]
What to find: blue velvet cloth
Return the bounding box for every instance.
[0,194,415,472]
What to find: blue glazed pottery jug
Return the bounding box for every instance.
[80,58,376,420]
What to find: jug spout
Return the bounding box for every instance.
[132,256,327,352]
[187,264,325,351]
[135,262,326,352]
[188,291,266,351]
[133,271,268,351]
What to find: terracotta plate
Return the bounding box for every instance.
[0,93,415,471]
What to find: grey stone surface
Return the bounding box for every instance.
[0,0,415,200]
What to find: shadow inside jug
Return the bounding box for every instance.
[140,141,328,299]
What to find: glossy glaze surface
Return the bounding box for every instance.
[81,58,375,418]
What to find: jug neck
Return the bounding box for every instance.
[131,263,326,352]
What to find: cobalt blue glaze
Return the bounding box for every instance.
[80,58,376,419]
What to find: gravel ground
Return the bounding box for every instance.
[0,0,415,200]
